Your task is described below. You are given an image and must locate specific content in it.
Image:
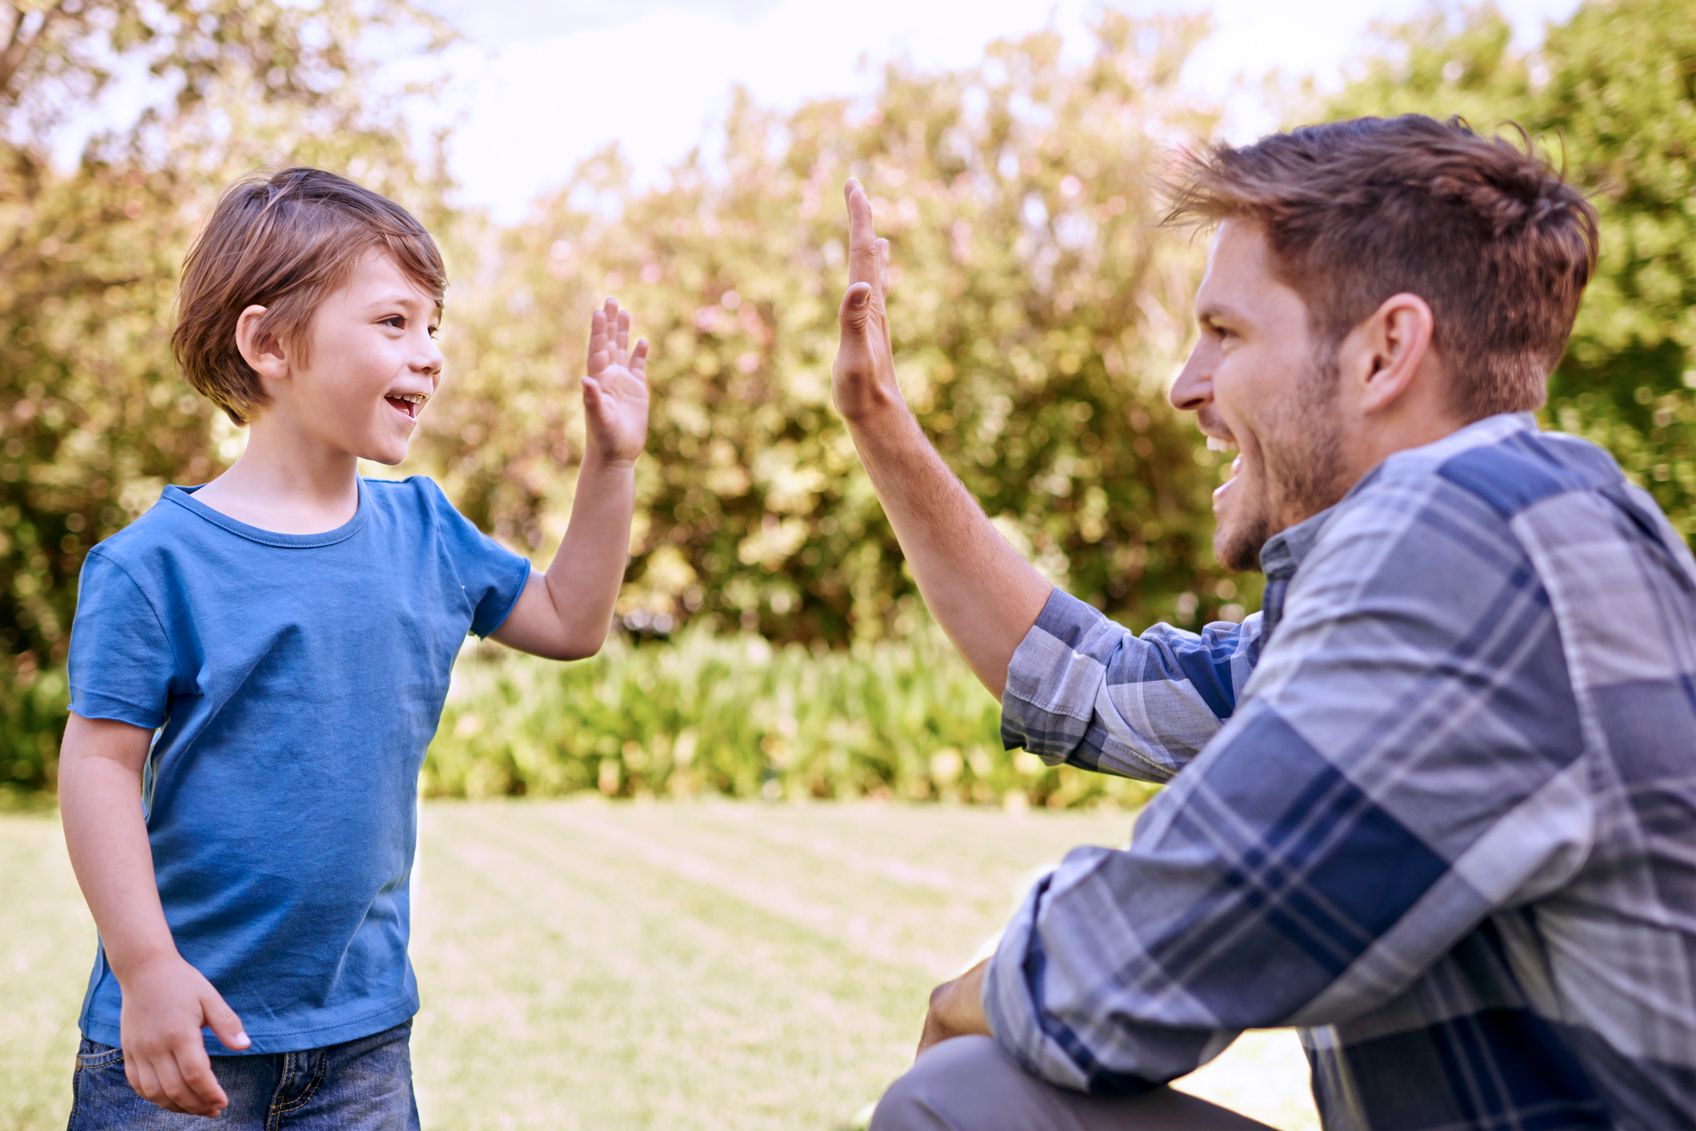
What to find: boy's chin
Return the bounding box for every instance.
[363,446,409,467]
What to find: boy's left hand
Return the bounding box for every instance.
[582,297,650,465]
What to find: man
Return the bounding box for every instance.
[831,115,1696,1130]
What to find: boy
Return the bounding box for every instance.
[57,167,649,1127]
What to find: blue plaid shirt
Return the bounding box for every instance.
[985,414,1696,1130]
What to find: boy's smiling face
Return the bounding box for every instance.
[282,249,444,467]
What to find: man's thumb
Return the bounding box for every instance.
[202,991,250,1051]
[841,283,872,327]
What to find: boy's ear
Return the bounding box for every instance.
[235,305,289,384]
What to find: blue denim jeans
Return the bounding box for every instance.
[66,1020,419,1130]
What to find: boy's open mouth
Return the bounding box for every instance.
[385,392,428,420]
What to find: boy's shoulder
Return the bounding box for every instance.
[85,487,199,569]
[360,473,459,527]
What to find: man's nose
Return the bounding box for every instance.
[1169,345,1211,413]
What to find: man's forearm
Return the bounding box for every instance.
[846,403,1051,699]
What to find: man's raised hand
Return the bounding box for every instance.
[832,179,902,423]
[583,297,651,466]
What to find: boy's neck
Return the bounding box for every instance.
[192,417,364,535]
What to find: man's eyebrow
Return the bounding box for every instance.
[1195,302,1247,327]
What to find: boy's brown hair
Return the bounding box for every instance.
[1164,115,1599,419]
[172,168,447,425]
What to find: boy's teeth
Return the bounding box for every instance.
[1206,436,1236,453]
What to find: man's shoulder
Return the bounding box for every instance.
[1364,415,1625,522]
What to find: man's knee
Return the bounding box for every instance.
[869,1036,1008,1131]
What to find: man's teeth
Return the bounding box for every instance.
[1206,435,1237,453]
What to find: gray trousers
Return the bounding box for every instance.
[869,1037,1276,1131]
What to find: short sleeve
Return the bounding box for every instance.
[421,479,532,638]
[67,549,177,729]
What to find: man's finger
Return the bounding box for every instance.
[839,282,874,336]
[844,179,882,290]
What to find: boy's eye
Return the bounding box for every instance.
[427,325,439,339]
[382,316,405,330]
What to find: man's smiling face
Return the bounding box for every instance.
[1168,219,1354,572]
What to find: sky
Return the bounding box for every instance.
[413,0,1586,223]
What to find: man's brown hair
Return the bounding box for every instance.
[172,167,447,425]
[1164,115,1599,419]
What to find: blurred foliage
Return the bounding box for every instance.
[417,12,1244,646]
[427,630,1157,810]
[1321,0,1696,538]
[4,0,1692,795]
[1,0,452,786]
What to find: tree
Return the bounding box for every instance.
[1322,0,1696,541]
[0,0,451,786]
[417,13,1252,646]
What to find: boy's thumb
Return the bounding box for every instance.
[203,991,250,1051]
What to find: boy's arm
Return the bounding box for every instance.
[59,713,249,1117]
[493,298,649,660]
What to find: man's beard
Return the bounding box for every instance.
[1214,349,1348,573]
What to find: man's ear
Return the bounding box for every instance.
[235,305,288,384]
[1341,292,1436,415]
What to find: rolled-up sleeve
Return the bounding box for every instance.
[1000,588,1262,782]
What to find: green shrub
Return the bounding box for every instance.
[0,662,68,792]
[426,629,1158,810]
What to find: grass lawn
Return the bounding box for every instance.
[2,800,1318,1130]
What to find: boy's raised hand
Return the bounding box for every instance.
[119,952,249,1116]
[582,297,650,465]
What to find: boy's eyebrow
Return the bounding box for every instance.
[366,292,441,316]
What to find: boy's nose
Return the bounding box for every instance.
[418,337,443,376]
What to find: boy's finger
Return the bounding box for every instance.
[844,179,881,291]
[582,375,603,409]
[877,238,890,294]
[153,1054,200,1114]
[202,990,249,1052]
[176,1044,229,1113]
[130,1056,172,1112]
[616,309,630,357]
[587,310,608,373]
[630,339,649,382]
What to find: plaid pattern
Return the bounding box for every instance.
[986,414,1696,1130]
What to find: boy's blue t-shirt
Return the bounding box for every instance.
[66,476,531,1053]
